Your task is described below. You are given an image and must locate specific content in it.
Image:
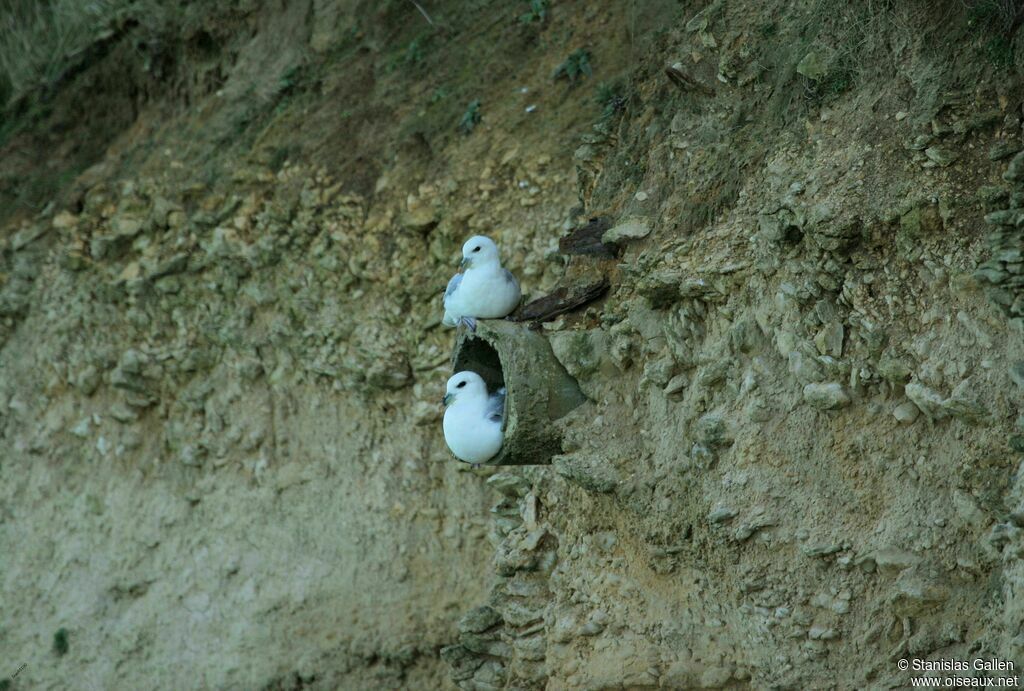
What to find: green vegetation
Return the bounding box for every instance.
[268,145,294,172]
[553,48,592,85]
[404,36,426,65]
[429,87,449,104]
[389,35,429,71]
[984,35,1014,66]
[801,53,855,102]
[0,0,144,105]
[277,65,302,93]
[458,99,481,134]
[754,1,931,123]
[0,95,52,148]
[519,0,549,24]
[966,0,1019,30]
[53,627,69,656]
[0,146,86,216]
[966,0,1019,66]
[595,81,625,119]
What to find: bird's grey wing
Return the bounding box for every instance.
[486,387,506,423]
[444,272,463,299]
[502,268,519,290]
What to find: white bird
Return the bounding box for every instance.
[442,235,521,331]
[442,371,506,467]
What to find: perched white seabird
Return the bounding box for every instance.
[442,371,506,466]
[442,235,521,331]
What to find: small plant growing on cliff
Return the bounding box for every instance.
[429,86,448,104]
[816,65,854,100]
[966,0,1020,32]
[458,99,481,134]
[388,35,428,72]
[553,49,592,85]
[595,81,625,119]
[965,0,1021,66]
[985,35,1014,66]
[53,628,69,656]
[0,0,136,104]
[519,0,548,24]
[402,36,426,66]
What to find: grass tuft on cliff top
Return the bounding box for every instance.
[0,0,137,106]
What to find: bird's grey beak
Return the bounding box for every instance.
[460,257,470,269]
[443,393,453,407]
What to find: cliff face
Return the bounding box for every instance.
[2,1,1024,688]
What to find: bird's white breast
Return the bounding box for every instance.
[443,405,503,464]
[449,267,519,319]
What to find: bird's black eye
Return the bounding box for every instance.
[456,381,466,388]
[472,246,481,252]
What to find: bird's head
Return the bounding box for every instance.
[460,235,500,269]
[443,371,487,407]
